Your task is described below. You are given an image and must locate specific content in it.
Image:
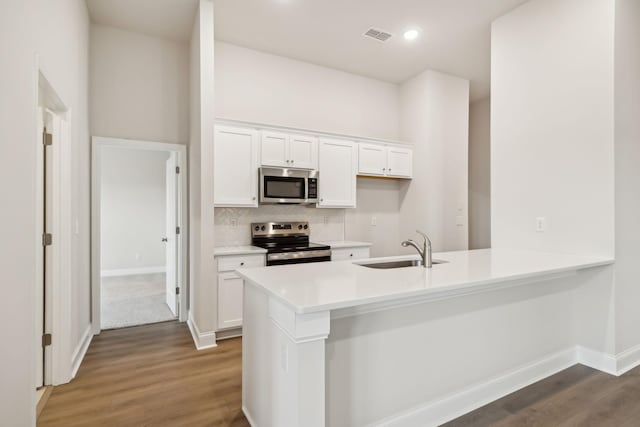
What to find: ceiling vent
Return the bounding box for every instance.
[364,28,393,42]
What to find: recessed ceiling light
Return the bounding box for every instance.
[403,29,419,41]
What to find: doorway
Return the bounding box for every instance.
[91,138,187,332]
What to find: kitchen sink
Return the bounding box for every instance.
[356,259,448,269]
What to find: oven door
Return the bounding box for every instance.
[260,167,314,204]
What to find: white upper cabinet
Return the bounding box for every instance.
[386,147,413,178]
[357,143,413,179]
[318,138,357,208]
[214,125,259,207]
[260,131,318,169]
[260,131,289,167]
[358,143,387,176]
[289,134,318,169]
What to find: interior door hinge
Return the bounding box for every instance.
[42,333,52,347]
[42,233,53,246]
[175,287,180,295]
[42,131,52,146]
[175,166,180,174]
[176,226,180,235]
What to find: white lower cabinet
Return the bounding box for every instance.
[216,253,265,330]
[331,247,371,261]
[217,273,244,329]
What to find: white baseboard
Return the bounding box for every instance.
[576,346,617,375]
[70,324,93,379]
[374,348,577,427]
[615,343,640,375]
[242,405,257,427]
[187,311,217,350]
[100,266,166,277]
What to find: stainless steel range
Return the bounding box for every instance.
[251,221,331,266]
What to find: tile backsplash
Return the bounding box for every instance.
[214,206,346,246]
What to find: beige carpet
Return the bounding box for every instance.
[101,273,176,330]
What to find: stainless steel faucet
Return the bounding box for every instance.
[401,230,432,268]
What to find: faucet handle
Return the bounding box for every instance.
[415,230,431,246]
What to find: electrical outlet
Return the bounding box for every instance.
[230,218,238,228]
[371,216,377,227]
[323,216,328,225]
[536,217,546,232]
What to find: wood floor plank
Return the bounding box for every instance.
[38,321,250,427]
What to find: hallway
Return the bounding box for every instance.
[38,322,249,426]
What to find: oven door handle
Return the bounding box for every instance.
[267,249,332,262]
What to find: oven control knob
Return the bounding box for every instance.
[260,226,266,231]
[254,225,259,231]
[298,224,303,230]
[303,224,308,230]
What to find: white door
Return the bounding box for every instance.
[35,110,47,389]
[165,153,178,316]
[260,131,289,167]
[318,138,357,208]
[214,126,259,207]
[289,134,318,169]
[386,147,413,178]
[358,143,387,176]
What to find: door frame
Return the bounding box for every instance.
[36,70,73,386]
[91,137,188,335]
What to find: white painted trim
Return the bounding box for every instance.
[187,311,218,350]
[91,136,189,334]
[372,348,577,427]
[70,325,93,379]
[242,405,257,427]
[614,343,640,375]
[100,266,166,277]
[576,346,617,375]
[215,117,412,148]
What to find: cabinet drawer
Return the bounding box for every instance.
[217,254,265,272]
[331,247,370,262]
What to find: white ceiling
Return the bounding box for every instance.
[214,0,530,101]
[86,0,198,42]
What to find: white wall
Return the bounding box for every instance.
[90,24,189,144]
[215,41,400,141]
[614,0,640,354]
[399,70,470,252]
[469,97,491,249]
[189,0,217,335]
[491,0,615,257]
[0,0,89,425]
[345,178,402,257]
[100,148,169,273]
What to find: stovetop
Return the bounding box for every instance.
[250,221,330,254]
[253,241,331,254]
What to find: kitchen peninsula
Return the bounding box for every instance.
[237,249,613,426]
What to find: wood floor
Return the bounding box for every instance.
[39,321,640,426]
[38,321,250,427]
[445,363,640,426]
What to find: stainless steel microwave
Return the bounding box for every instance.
[259,167,319,205]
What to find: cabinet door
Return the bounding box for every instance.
[289,134,318,169]
[261,131,289,167]
[358,143,387,176]
[386,147,413,178]
[214,125,259,207]
[218,272,244,329]
[318,138,357,208]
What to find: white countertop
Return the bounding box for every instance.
[236,249,613,314]
[214,246,267,256]
[319,240,372,249]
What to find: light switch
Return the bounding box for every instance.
[536,217,546,232]
[371,216,377,227]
